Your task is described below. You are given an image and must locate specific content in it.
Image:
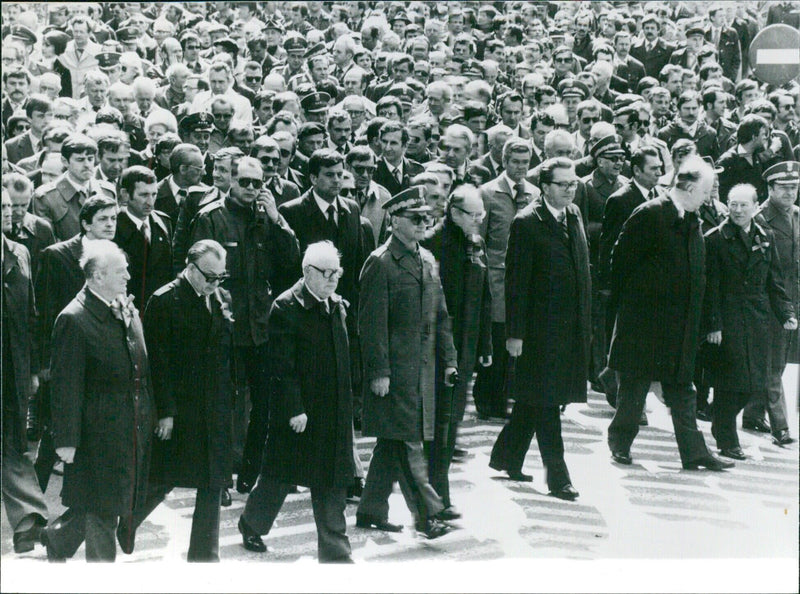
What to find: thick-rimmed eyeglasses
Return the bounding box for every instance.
[547,180,579,191]
[308,264,344,280]
[194,264,229,284]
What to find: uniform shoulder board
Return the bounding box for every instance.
[187,184,210,194]
[197,199,225,217]
[151,279,177,298]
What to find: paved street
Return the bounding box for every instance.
[2,367,798,592]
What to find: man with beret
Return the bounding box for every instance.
[357,186,458,540]
[630,15,675,79]
[741,162,800,443]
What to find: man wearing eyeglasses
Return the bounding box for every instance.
[357,186,458,539]
[154,142,209,226]
[191,156,301,495]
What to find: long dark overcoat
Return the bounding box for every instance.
[50,287,155,516]
[608,196,706,384]
[260,280,354,489]
[703,219,794,392]
[142,275,233,489]
[505,199,591,406]
[359,236,458,442]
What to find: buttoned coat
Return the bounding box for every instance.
[703,220,794,391]
[4,130,36,165]
[581,169,628,266]
[598,181,650,291]
[505,200,591,406]
[33,175,116,242]
[373,157,424,197]
[630,38,675,79]
[657,120,721,161]
[50,288,155,516]
[143,275,232,489]
[359,236,457,442]
[260,280,355,488]
[705,26,741,82]
[608,197,706,384]
[479,174,538,323]
[8,212,56,278]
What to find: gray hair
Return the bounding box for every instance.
[187,239,226,266]
[544,129,575,156]
[79,240,126,280]
[302,240,341,269]
[443,123,475,148]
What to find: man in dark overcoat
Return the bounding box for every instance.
[606,156,732,471]
[43,240,155,561]
[1,191,49,554]
[121,239,233,561]
[488,158,590,501]
[703,183,796,460]
[357,187,458,539]
[238,241,355,563]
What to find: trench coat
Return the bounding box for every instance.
[359,236,458,442]
[50,287,155,516]
[608,196,706,384]
[142,275,233,489]
[703,219,795,392]
[505,200,591,406]
[260,280,354,489]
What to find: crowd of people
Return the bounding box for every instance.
[1,0,799,564]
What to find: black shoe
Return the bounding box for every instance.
[506,470,534,482]
[696,409,713,422]
[773,430,795,446]
[238,517,266,553]
[550,484,579,501]
[416,517,451,539]
[452,447,468,459]
[683,454,735,471]
[40,530,65,563]
[116,517,136,555]
[221,488,232,507]
[611,451,633,465]
[719,447,746,460]
[346,477,364,503]
[355,513,403,532]
[236,476,253,494]
[742,418,771,433]
[353,415,362,432]
[638,412,649,426]
[13,524,42,554]
[436,505,462,521]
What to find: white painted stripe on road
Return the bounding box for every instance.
[757,49,800,65]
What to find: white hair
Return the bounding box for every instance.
[79,240,126,280]
[144,109,178,134]
[132,76,157,95]
[443,123,475,148]
[302,240,342,269]
[544,129,575,155]
[543,103,569,126]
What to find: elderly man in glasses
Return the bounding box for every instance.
[191,156,301,495]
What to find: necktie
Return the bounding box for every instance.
[326,203,338,237]
[514,182,527,210]
[76,189,87,206]
[322,299,330,316]
[557,211,570,243]
[177,189,188,205]
[394,167,402,185]
[141,218,151,243]
[11,222,21,238]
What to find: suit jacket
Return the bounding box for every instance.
[155,176,210,227]
[598,181,650,291]
[4,131,36,165]
[477,153,503,181]
[8,212,57,278]
[615,55,646,93]
[356,181,391,247]
[33,175,116,241]
[657,120,720,161]
[718,147,766,205]
[279,191,366,311]
[113,210,174,311]
[373,157,424,197]
[630,38,675,79]
[705,26,741,82]
[581,169,628,265]
[267,176,301,208]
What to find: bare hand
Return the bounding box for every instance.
[290,413,308,433]
[707,331,722,345]
[156,417,173,440]
[784,318,798,331]
[257,189,279,222]
[371,377,390,397]
[444,367,458,387]
[30,374,39,395]
[479,355,493,367]
[56,447,76,464]
[506,338,523,357]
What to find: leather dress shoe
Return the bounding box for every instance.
[436,506,462,521]
[238,517,267,553]
[117,518,136,555]
[416,517,451,540]
[550,484,580,501]
[683,454,734,471]
[452,447,468,459]
[236,476,253,494]
[719,447,746,460]
[696,409,713,422]
[40,530,65,563]
[611,451,633,465]
[13,524,42,553]
[346,477,364,503]
[773,430,795,446]
[355,513,403,532]
[221,488,232,507]
[506,470,534,482]
[742,418,771,433]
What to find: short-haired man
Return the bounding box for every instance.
[155,143,209,225]
[190,62,253,125]
[95,132,131,186]
[658,90,720,160]
[346,146,390,246]
[718,114,770,203]
[4,172,56,276]
[4,94,53,164]
[373,121,424,196]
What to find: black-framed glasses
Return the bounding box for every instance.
[547,180,579,191]
[308,264,344,279]
[194,263,229,283]
[554,57,572,63]
[399,213,432,226]
[352,164,376,175]
[453,206,486,222]
[237,177,263,189]
[185,44,200,50]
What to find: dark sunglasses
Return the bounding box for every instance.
[237,177,263,189]
[245,76,262,84]
[340,187,355,197]
[554,57,572,63]
[279,148,292,158]
[259,155,280,165]
[639,119,651,127]
[185,44,200,50]
[599,155,625,163]
[194,264,229,283]
[581,117,600,125]
[399,213,432,226]
[352,164,376,175]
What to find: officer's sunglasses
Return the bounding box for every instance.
[237,177,263,189]
[399,213,432,226]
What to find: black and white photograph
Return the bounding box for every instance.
[0,1,798,592]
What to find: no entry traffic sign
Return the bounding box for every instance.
[749,24,800,85]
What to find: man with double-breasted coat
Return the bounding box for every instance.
[356,187,458,539]
[489,159,589,500]
[43,241,155,561]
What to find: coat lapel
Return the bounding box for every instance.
[388,237,422,283]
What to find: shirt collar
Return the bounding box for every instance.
[543,197,565,220]
[87,286,112,307]
[303,280,328,305]
[384,157,403,176]
[124,208,147,228]
[313,191,336,216]
[169,176,185,200]
[633,178,652,199]
[65,174,89,195]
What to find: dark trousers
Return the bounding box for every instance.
[742,371,789,435]
[45,508,117,562]
[238,344,271,485]
[243,476,351,563]
[489,403,571,491]
[589,287,607,384]
[33,381,59,492]
[358,438,443,525]
[427,381,456,508]
[694,345,713,413]
[1,418,49,533]
[711,390,752,450]
[472,322,510,416]
[126,483,221,562]
[608,375,711,464]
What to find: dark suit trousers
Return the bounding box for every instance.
[358,438,444,524]
[711,390,753,450]
[472,323,511,416]
[489,403,571,491]
[243,477,351,562]
[1,417,49,532]
[742,368,789,435]
[238,344,271,484]
[608,375,711,463]
[127,482,221,562]
[33,381,59,492]
[426,380,457,508]
[45,508,117,561]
